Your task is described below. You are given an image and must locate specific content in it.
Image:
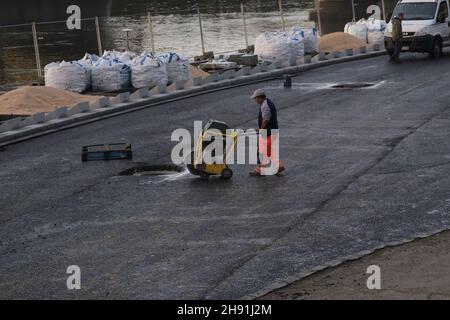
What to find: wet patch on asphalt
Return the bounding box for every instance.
[118,164,184,177]
[263,80,386,91]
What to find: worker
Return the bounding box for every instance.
[391,12,405,63]
[249,89,285,176]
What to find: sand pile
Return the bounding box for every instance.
[189,65,209,78]
[319,32,367,53]
[0,86,101,115]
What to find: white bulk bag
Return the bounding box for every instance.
[44,61,90,93]
[77,54,99,90]
[255,32,291,63]
[130,54,168,89]
[91,58,130,91]
[290,34,305,62]
[290,27,319,54]
[344,19,369,43]
[367,18,387,46]
[161,52,190,82]
[255,32,305,63]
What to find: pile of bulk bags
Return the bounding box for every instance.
[130,53,168,89]
[344,18,386,46]
[44,50,189,92]
[160,52,190,82]
[290,27,319,54]
[254,31,305,63]
[44,61,90,93]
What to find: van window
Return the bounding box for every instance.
[437,1,449,22]
[393,2,437,20]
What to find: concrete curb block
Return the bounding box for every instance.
[68,102,90,115]
[158,84,168,94]
[0,117,23,133]
[208,73,220,83]
[130,88,150,100]
[46,107,69,121]
[90,97,110,110]
[175,80,188,90]
[240,227,450,300]
[192,77,203,86]
[111,92,130,104]
[332,51,341,59]
[236,66,251,76]
[21,112,45,127]
[0,50,386,146]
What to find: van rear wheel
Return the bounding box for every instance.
[430,39,442,59]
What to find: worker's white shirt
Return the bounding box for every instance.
[260,99,272,121]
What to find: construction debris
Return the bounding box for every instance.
[226,53,258,67]
[199,60,238,72]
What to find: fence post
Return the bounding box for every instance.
[95,16,103,56]
[147,12,156,53]
[123,29,132,51]
[31,22,42,79]
[351,0,356,22]
[197,7,206,55]
[315,0,322,36]
[278,0,286,31]
[241,3,249,48]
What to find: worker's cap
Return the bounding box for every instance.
[251,89,265,99]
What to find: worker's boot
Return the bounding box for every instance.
[249,171,263,177]
[277,166,286,175]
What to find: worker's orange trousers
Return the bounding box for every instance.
[256,132,282,175]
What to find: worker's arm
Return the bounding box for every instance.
[259,101,271,131]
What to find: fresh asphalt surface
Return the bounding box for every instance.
[1,52,450,299]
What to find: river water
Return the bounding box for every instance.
[0,0,314,86]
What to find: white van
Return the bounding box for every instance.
[384,0,450,58]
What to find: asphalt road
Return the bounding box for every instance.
[1,52,450,299]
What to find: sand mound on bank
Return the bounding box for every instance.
[0,86,101,115]
[319,32,367,53]
[189,65,209,78]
